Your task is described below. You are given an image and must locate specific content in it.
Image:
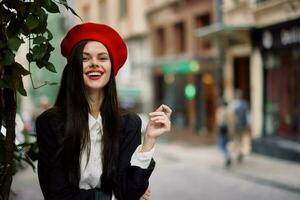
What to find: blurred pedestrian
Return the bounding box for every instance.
[216,98,234,167]
[35,22,172,200]
[230,89,250,163]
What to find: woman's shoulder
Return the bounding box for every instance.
[120,110,142,128]
[36,107,63,126]
[119,110,142,145]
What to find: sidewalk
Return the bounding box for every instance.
[155,141,300,194]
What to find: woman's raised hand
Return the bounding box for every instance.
[146,104,172,138]
[141,104,172,152]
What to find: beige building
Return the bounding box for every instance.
[198,0,300,161]
[73,0,154,113]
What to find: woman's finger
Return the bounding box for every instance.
[150,116,166,121]
[153,119,171,129]
[149,111,165,116]
[162,104,172,116]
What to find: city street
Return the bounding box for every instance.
[2,1,300,200]
[10,141,300,200]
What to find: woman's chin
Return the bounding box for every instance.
[85,84,105,92]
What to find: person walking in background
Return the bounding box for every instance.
[216,98,234,167]
[35,22,172,200]
[230,89,250,163]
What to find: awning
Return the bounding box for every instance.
[149,56,216,74]
[161,59,200,74]
[195,22,253,44]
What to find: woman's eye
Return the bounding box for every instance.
[100,57,109,61]
[83,57,89,61]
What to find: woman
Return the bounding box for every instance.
[216,99,233,167]
[36,23,172,200]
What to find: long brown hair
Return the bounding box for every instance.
[55,40,120,192]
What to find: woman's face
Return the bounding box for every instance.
[82,41,112,92]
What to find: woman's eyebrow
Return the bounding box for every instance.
[83,52,108,56]
[98,52,109,56]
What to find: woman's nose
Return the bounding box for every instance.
[90,58,100,67]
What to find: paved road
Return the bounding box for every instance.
[10,142,300,200]
[150,143,300,200]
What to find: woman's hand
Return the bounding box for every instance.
[141,104,172,152]
[139,188,151,200]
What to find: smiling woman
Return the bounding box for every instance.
[82,41,112,93]
[35,23,172,200]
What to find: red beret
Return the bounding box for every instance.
[61,22,127,75]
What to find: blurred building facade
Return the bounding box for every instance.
[74,0,154,114]
[145,0,218,136]
[198,0,300,161]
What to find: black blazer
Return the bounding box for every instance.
[36,109,155,200]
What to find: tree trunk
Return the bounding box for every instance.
[0,68,17,199]
[0,15,17,198]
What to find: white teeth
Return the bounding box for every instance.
[87,72,102,76]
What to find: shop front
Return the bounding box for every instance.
[153,58,217,134]
[252,18,300,161]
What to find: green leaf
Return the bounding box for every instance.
[49,82,58,85]
[26,53,33,62]
[46,29,53,40]
[59,0,68,5]
[45,62,57,73]
[33,36,47,44]
[7,37,24,51]
[32,45,46,60]
[14,63,30,76]
[33,8,48,33]
[42,0,60,13]
[48,43,55,52]
[16,79,27,96]
[7,18,22,37]
[2,50,15,65]
[26,14,39,30]
[36,60,44,68]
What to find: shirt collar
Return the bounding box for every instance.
[88,113,102,130]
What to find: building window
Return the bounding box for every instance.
[195,14,211,51]
[119,0,128,18]
[156,27,166,56]
[264,48,300,140]
[174,22,186,53]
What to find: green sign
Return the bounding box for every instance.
[184,84,196,100]
[162,60,200,74]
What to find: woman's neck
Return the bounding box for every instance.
[87,90,104,118]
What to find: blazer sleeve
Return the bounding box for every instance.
[36,111,111,200]
[114,113,155,200]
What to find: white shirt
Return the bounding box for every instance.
[79,113,154,199]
